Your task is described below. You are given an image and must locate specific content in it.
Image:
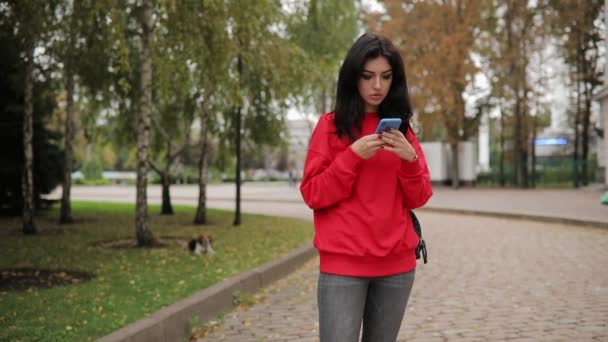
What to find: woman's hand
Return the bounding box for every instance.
[351,134,385,159]
[380,129,417,161]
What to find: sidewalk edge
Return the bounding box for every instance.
[97,243,317,342]
[419,207,608,229]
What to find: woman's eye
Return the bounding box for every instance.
[382,74,392,80]
[362,74,372,80]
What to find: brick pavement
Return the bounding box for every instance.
[198,212,608,341]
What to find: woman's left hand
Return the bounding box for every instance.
[380,129,418,162]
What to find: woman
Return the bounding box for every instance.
[299,33,433,342]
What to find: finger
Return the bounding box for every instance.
[383,129,405,140]
[369,139,386,148]
[379,132,399,144]
[382,145,397,154]
[361,134,381,142]
[383,134,410,148]
[390,128,405,136]
[381,135,399,146]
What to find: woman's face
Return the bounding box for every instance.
[357,56,392,113]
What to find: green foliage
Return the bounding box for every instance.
[0,201,313,341]
[81,158,104,180]
[73,178,112,186]
[287,0,359,113]
[3,0,360,193]
[477,157,598,187]
[150,168,199,185]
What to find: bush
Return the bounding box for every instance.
[150,168,199,185]
[81,159,104,180]
[73,178,112,186]
[477,158,598,187]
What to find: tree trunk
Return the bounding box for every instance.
[453,88,466,188]
[60,66,75,223]
[159,139,174,215]
[531,112,537,188]
[22,46,36,235]
[234,50,243,226]
[513,66,523,187]
[450,142,459,188]
[161,171,173,215]
[499,106,505,186]
[581,54,592,186]
[521,37,530,188]
[136,0,155,246]
[506,0,520,187]
[194,109,210,224]
[514,91,524,187]
[573,58,581,188]
[581,98,590,185]
[234,106,242,226]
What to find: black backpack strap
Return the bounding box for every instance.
[408,210,428,264]
[408,210,422,238]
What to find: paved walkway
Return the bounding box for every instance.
[49,183,608,224]
[48,184,608,341]
[197,213,608,342]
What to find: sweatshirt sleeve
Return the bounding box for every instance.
[299,117,364,210]
[398,130,433,209]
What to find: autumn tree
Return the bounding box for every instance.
[475,1,551,187]
[549,0,604,186]
[368,0,485,187]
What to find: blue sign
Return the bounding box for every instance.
[534,138,568,146]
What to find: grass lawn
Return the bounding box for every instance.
[0,201,313,341]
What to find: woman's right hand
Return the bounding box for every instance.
[350,134,385,159]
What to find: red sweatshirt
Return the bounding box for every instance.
[300,112,433,277]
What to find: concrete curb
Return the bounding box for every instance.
[418,207,608,229]
[97,243,317,342]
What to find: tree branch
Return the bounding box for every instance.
[148,157,162,175]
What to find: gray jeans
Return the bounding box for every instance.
[317,270,415,342]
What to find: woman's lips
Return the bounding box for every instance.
[370,94,383,101]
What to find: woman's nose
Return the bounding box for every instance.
[372,77,381,89]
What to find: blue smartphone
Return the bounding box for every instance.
[375,118,402,134]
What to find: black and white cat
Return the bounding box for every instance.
[188,235,215,255]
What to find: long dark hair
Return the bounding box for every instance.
[334,33,413,141]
